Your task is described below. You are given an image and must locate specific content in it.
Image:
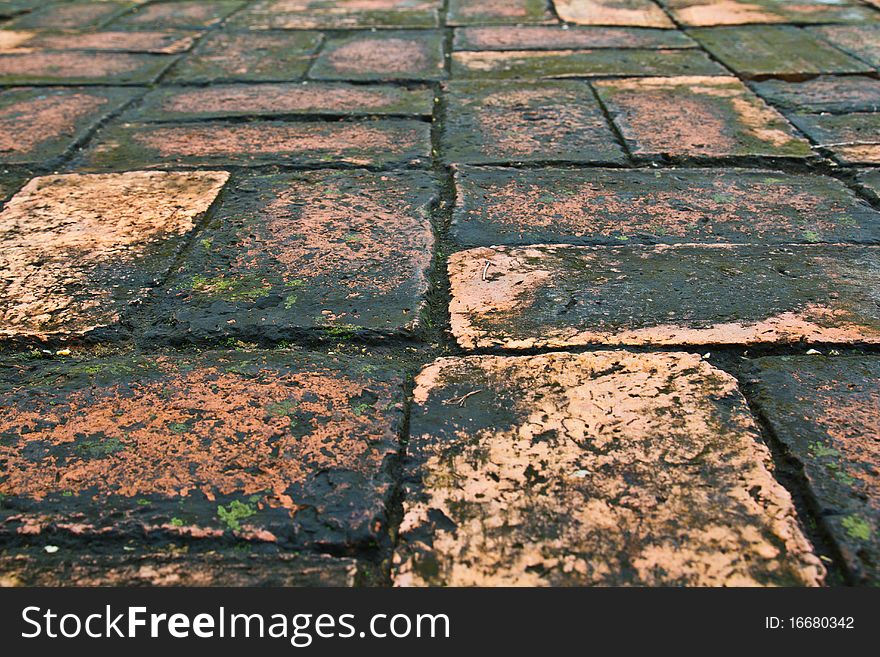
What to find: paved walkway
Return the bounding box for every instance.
[0,0,878,586]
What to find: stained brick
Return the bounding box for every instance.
[453,25,697,50]
[16,30,197,55]
[151,170,436,342]
[447,0,554,25]
[690,26,872,79]
[663,0,878,27]
[0,51,176,85]
[79,120,432,170]
[0,171,229,339]
[442,80,625,165]
[595,76,813,161]
[448,244,880,349]
[231,0,441,29]
[452,166,880,247]
[309,31,445,82]
[393,351,823,586]
[789,113,880,166]
[7,1,128,29]
[0,86,135,165]
[750,355,880,585]
[0,350,404,550]
[112,0,245,29]
[810,24,880,68]
[751,77,880,114]
[553,0,674,27]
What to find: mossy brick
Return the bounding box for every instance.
[789,113,880,166]
[451,48,723,79]
[595,76,813,161]
[810,24,880,68]
[309,31,445,82]
[138,83,435,121]
[0,86,136,165]
[0,349,405,550]
[0,50,178,85]
[393,351,823,586]
[690,26,873,79]
[442,80,625,165]
[77,120,432,170]
[165,30,321,83]
[750,355,880,585]
[230,0,442,29]
[6,1,131,29]
[554,0,674,27]
[453,25,697,51]
[448,244,880,349]
[662,0,879,27]
[751,77,880,114]
[111,1,245,29]
[0,170,229,340]
[452,166,880,247]
[447,0,554,26]
[15,30,198,55]
[149,169,436,342]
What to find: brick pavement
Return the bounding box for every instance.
[0,0,878,587]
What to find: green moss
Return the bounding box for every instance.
[841,515,872,542]
[75,436,124,459]
[170,517,185,527]
[217,499,258,532]
[188,274,271,302]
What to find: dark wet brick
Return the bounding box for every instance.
[0,86,135,165]
[309,31,445,82]
[15,30,198,55]
[231,0,442,29]
[663,0,878,27]
[78,120,432,170]
[750,355,880,585]
[447,0,554,25]
[451,48,723,79]
[789,113,880,166]
[595,76,813,161]
[810,24,880,68]
[0,51,177,85]
[0,171,229,340]
[393,351,823,586]
[690,26,872,79]
[448,244,880,349]
[138,83,435,121]
[165,30,321,83]
[0,172,23,206]
[7,1,128,29]
[454,25,697,51]
[452,166,880,247]
[751,77,880,114]
[554,0,674,27]
[112,0,245,29]
[0,350,405,550]
[442,80,625,165]
[151,170,436,342]
[858,169,880,203]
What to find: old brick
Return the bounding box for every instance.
[8,1,128,29]
[112,0,245,29]
[858,169,880,203]
[595,76,813,161]
[442,80,625,165]
[789,113,880,166]
[0,51,177,85]
[393,351,823,586]
[0,171,229,339]
[750,355,880,585]
[811,24,880,68]
[448,244,880,349]
[231,0,441,29]
[447,0,554,25]
[452,166,880,247]
[310,31,445,82]
[453,25,697,50]
[20,30,197,55]
[663,0,878,27]
[751,77,880,114]
[553,0,674,27]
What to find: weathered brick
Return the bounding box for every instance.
[309,31,445,82]
[79,120,432,170]
[448,244,880,349]
[554,0,674,27]
[393,351,823,586]
[138,83,435,121]
[453,25,697,50]
[165,30,321,83]
[152,170,436,342]
[789,113,880,166]
[858,169,880,203]
[750,355,880,585]
[0,350,404,550]
[112,0,245,29]
[663,0,878,27]
[751,77,880,114]
[0,51,176,85]
[811,24,880,68]
[14,30,197,54]
[451,48,723,78]
[231,0,441,29]
[595,76,813,161]
[0,171,228,339]
[7,1,128,29]
[0,86,135,165]
[442,80,625,165]
[690,26,872,79]
[453,166,880,247]
[447,0,554,25]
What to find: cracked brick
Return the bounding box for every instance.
[789,113,880,166]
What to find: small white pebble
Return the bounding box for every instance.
[702,352,711,359]
[44,545,59,554]
[806,349,822,355]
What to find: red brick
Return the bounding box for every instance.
[453,25,697,50]
[20,30,197,55]
[309,31,446,82]
[0,50,176,85]
[554,0,674,27]
[447,0,554,26]
[664,0,878,27]
[112,0,245,29]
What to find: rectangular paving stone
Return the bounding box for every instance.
[750,355,880,585]
[165,30,321,83]
[393,351,823,586]
[0,50,177,85]
[595,76,814,161]
[447,0,555,25]
[453,166,880,247]
[112,1,245,29]
[0,170,229,339]
[811,24,880,68]
[448,244,880,349]
[138,83,435,121]
[788,113,880,166]
[7,1,131,29]
[151,170,436,342]
[554,0,674,27]
[0,350,404,550]
[454,25,697,50]
[78,120,432,170]
[15,30,198,54]
[751,77,880,114]
[442,80,625,165]
[231,0,441,29]
[690,26,873,79]
[0,86,136,165]
[451,48,723,78]
[309,31,445,82]
[663,0,878,26]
